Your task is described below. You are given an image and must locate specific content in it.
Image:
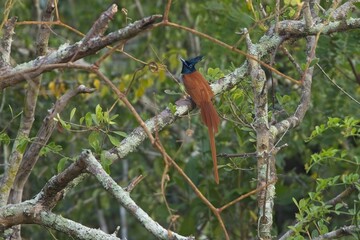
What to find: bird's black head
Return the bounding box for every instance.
[180,55,203,74]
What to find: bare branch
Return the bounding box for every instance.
[246,28,275,240]
[83,150,192,240]
[0,16,17,67]
[331,0,359,20]
[0,200,120,240]
[277,17,360,37]
[36,0,55,56]
[36,155,87,209]
[82,4,118,45]
[34,211,121,240]
[312,225,360,240]
[0,13,162,90]
[303,0,313,29]
[326,180,359,206]
[0,0,57,208]
[271,33,317,138]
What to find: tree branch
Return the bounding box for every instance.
[246,28,275,240]
[0,0,57,208]
[0,12,162,90]
[0,200,120,240]
[34,211,120,240]
[83,150,192,240]
[312,225,360,240]
[0,16,17,68]
[270,34,317,137]
[331,0,359,20]
[9,85,94,206]
[277,17,360,37]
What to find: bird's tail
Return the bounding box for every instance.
[200,101,220,184]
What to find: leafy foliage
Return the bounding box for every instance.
[1,0,360,239]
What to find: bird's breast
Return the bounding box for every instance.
[182,71,214,105]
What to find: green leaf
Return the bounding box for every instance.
[8,105,14,117]
[70,108,76,121]
[56,113,71,130]
[57,157,69,173]
[309,58,320,67]
[40,142,63,156]
[112,131,127,138]
[88,131,101,153]
[335,203,343,211]
[0,133,10,145]
[353,2,360,9]
[100,151,112,174]
[288,7,296,18]
[108,134,120,147]
[95,104,103,124]
[103,111,109,121]
[109,114,119,121]
[168,103,177,114]
[85,112,92,127]
[327,117,341,127]
[241,127,254,132]
[16,137,29,153]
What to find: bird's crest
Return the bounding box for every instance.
[180,55,204,74]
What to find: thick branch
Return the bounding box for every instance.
[312,225,360,240]
[246,29,275,240]
[332,0,359,20]
[0,200,120,240]
[0,17,17,67]
[277,17,360,37]
[34,211,120,240]
[35,0,55,56]
[82,4,118,44]
[36,151,88,209]
[0,1,57,208]
[0,13,162,90]
[83,150,192,240]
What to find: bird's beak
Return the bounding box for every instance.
[179,57,185,63]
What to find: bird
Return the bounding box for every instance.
[180,56,221,184]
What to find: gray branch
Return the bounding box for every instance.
[0,17,17,67]
[0,199,120,240]
[0,0,57,209]
[312,225,360,240]
[0,149,192,240]
[277,17,360,36]
[331,0,359,20]
[83,150,193,240]
[0,13,162,90]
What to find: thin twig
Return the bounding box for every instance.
[317,63,360,105]
[218,179,277,212]
[217,152,257,158]
[163,0,172,23]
